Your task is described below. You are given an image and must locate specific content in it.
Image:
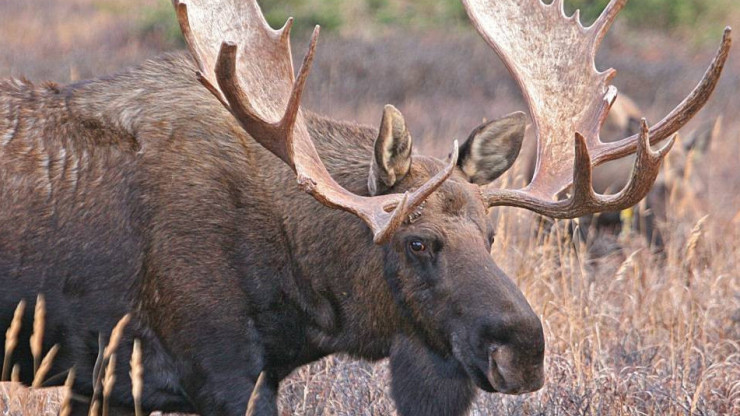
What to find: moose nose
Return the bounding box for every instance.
[487,344,545,394]
[474,313,545,394]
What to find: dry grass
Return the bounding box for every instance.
[1,1,739,415]
[131,340,144,416]
[0,296,67,415]
[0,382,66,416]
[30,295,46,377]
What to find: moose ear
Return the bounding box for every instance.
[458,111,526,185]
[368,105,413,196]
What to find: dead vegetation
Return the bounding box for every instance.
[1,0,739,415]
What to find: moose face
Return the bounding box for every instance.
[370,106,545,394]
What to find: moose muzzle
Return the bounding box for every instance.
[486,343,545,394]
[449,260,546,395]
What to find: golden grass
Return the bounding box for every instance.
[0,382,66,416]
[131,339,144,416]
[102,354,117,416]
[32,345,59,388]
[2,300,26,382]
[0,312,133,416]
[60,369,76,416]
[104,315,131,361]
[30,295,46,376]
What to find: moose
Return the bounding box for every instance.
[0,0,731,415]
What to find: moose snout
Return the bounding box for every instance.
[472,311,545,394]
[487,344,545,394]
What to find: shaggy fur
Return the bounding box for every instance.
[0,53,543,415]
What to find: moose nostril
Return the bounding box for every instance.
[474,313,545,360]
[475,317,511,344]
[489,345,546,394]
[472,319,499,352]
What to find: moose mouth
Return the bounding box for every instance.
[451,334,544,395]
[451,333,498,392]
[467,360,498,393]
[456,350,508,394]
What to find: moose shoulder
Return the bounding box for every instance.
[0,0,730,415]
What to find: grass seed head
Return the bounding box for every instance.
[2,299,26,381]
[30,294,46,374]
[104,314,131,360]
[32,344,60,388]
[11,364,20,382]
[130,339,143,412]
[4,299,26,354]
[59,368,76,416]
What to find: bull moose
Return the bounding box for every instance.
[0,0,731,415]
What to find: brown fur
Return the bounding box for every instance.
[0,53,543,416]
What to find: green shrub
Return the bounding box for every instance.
[262,0,344,33]
[137,1,185,47]
[567,0,730,32]
[129,0,734,42]
[260,0,468,33]
[261,0,733,37]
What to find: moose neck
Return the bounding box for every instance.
[62,53,409,360]
[273,114,409,358]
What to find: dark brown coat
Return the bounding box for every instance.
[0,53,542,416]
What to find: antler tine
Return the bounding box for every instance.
[592,28,732,165]
[590,0,628,50]
[281,26,318,150]
[213,25,320,166]
[174,0,458,244]
[487,121,674,217]
[464,0,731,219]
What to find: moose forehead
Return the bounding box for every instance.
[400,156,491,229]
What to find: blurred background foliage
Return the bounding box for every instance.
[134,0,736,47]
[566,0,732,32]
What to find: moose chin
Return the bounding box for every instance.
[0,0,730,415]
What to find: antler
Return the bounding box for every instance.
[463,0,732,218]
[173,0,458,244]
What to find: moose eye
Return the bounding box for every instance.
[409,240,426,253]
